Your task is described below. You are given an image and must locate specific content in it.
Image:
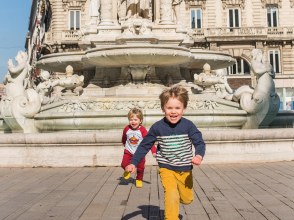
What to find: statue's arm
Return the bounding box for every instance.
[251,61,272,76]
[51,79,60,87]
[8,62,26,75]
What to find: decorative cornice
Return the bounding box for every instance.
[221,0,245,10]
[261,0,282,8]
[185,0,207,10]
[62,0,86,11]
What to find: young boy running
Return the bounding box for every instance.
[125,86,206,220]
[121,108,156,188]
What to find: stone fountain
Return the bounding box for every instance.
[0,1,289,168]
[0,1,280,134]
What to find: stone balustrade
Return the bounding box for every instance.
[192,26,294,39]
[61,30,79,41]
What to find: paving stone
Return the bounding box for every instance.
[0,162,293,219]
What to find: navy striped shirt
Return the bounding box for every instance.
[131,117,206,172]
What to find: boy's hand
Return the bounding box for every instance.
[191,155,202,166]
[125,164,136,174]
[152,153,156,158]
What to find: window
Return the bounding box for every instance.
[191,9,201,29]
[267,8,278,27]
[228,9,240,28]
[269,50,280,73]
[69,11,80,30]
[227,58,250,75]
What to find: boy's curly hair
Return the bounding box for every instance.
[159,85,189,109]
[128,108,143,121]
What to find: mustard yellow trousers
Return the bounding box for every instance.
[159,168,194,220]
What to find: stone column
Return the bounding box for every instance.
[159,0,174,25]
[155,0,161,24]
[112,0,119,25]
[100,0,114,26]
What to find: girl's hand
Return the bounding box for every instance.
[191,155,202,166]
[125,164,136,174]
[152,153,156,158]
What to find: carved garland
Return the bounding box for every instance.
[62,0,86,11]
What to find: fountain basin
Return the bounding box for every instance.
[36,46,236,72]
[34,110,247,132]
[30,96,246,132]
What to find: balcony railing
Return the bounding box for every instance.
[62,30,79,41]
[192,27,294,39]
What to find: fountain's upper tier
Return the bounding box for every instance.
[37,46,236,73]
[36,17,236,72]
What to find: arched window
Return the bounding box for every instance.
[227,58,250,75]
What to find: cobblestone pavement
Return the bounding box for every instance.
[0,162,294,220]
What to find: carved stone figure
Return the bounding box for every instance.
[3,51,29,98]
[59,65,84,96]
[172,0,183,24]
[233,49,280,129]
[36,71,60,105]
[1,51,41,133]
[125,0,150,19]
[118,0,127,23]
[88,0,100,25]
[194,63,220,95]
[214,69,233,101]
[128,19,150,35]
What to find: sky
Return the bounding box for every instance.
[0,0,32,82]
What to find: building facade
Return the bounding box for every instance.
[25,0,294,108]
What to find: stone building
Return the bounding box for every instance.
[25,0,294,109]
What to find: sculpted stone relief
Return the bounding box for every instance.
[36,71,60,105]
[194,64,234,100]
[1,51,41,132]
[86,0,183,24]
[233,49,280,128]
[3,51,30,98]
[58,99,219,112]
[214,69,233,101]
[125,0,150,19]
[172,0,183,24]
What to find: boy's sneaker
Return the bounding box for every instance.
[124,171,130,179]
[136,180,143,188]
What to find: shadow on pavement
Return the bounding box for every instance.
[121,205,183,220]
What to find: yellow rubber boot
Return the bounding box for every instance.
[136,180,143,188]
[124,171,130,180]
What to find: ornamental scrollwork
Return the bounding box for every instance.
[58,99,219,112]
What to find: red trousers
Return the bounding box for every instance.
[121,149,145,180]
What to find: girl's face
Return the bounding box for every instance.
[129,115,142,130]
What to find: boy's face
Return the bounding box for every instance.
[162,97,186,124]
[129,115,142,130]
